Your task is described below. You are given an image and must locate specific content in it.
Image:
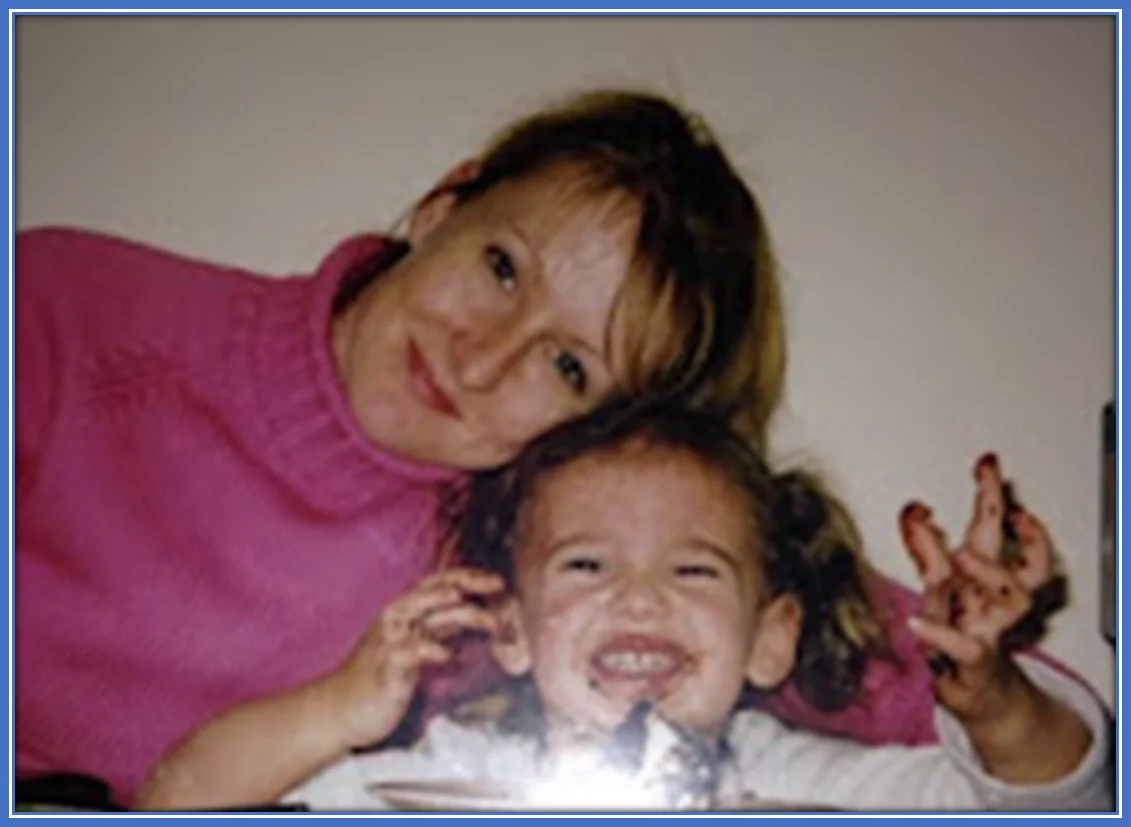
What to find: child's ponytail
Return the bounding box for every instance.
[767,470,890,712]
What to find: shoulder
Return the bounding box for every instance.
[15,227,299,375]
[16,226,276,305]
[15,227,272,332]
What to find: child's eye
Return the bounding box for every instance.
[675,564,721,579]
[562,557,603,574]
[553,350,588,395]
[485,244,517,291]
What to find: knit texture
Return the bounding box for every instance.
[15,228,460,804]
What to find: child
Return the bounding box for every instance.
[136,402,1111,812]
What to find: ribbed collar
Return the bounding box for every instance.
[231,234,462,516]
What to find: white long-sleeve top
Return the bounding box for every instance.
[284,657,1112,812]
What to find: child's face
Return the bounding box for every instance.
[499,446,797,739]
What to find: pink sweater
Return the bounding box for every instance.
[14,228,1095,806]
[15,228,462,803]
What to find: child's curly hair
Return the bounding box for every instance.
[451,397,889,713]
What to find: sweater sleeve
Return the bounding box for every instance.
[14,228,68,504]
[729,656,1112,812]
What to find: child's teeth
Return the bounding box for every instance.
[599,651,674,673]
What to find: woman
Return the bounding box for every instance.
[14,89,1090,806]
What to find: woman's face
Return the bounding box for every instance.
[332,166,640,469]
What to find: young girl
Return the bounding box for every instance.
[136,402,1110,812]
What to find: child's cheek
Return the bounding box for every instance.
[539,582,601,620]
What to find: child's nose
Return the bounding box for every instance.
[614,574,670,620]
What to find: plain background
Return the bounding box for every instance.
[15,15,1117,704]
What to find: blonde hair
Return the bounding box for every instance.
[452,89,785,451]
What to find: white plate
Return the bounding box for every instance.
[367,780,529,812]
[366,780,838,812]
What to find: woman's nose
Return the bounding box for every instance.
[451,319,535,392]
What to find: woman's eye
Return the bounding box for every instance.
[554,350,588,395]
[485,244,517,291]
[675,564,721,579]
[562,557,603,574]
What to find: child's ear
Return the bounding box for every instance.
[407,159,482,245]
[745,595,802,689]
[489,596,532,677]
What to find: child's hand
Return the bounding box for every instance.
[899,453,1058,722]
[326,567,505,749]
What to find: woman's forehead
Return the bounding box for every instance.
[481,165,641,254]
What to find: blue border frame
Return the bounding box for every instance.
[3,8,1123,825]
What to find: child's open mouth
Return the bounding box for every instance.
[587,634,690,701]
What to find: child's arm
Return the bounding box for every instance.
[906,556,1092,785]
[135,568,503,811]
[729,455,1111,812]
[728,654,1110,812]
[900,453,1091,785]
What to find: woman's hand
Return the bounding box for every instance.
[326,567,505,749]
[898,453,1057,721]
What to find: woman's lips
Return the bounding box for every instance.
[406,339,462,419]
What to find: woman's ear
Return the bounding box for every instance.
[745,595,802,689]
[489,595,532,677]
[407,159,482,246]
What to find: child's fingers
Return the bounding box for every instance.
[418,567,506,596]
[899,502,954,587]
[921,579,955,626]
[962,603,1029,648]
[952,551,1033,620]
[907,616,985,665]
[381,586,465,641]
[418,603,500,639]
[1009,511,1056,592]
[412,638,454,666]
[964,453,1005,560]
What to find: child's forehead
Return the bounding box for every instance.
[547,441,731,487]
[537,443,704,494]
[520,442,764,542]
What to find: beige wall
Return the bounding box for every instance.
[15,15,1116,703]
